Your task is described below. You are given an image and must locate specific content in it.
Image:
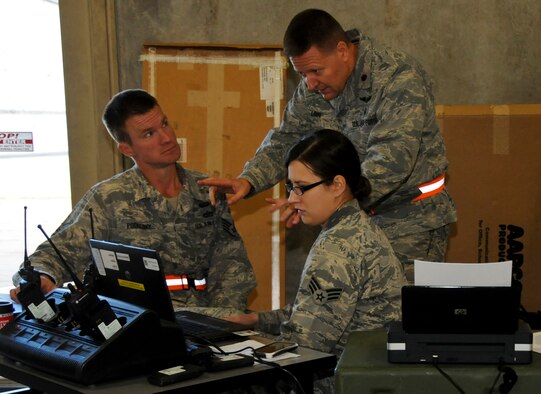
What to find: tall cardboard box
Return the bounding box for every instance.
[141,44,287,311]
[440,105,541,312]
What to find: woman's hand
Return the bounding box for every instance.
[222,312,259,327]
[265,197,301,228]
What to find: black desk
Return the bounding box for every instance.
[335,329,540,394]
[0,345,336,394]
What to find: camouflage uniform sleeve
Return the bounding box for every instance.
[204,199,257,316]
[363,67,433,206]
[12,185,107,287]
[255,305,293,335]
[239,90,316,194]
[274,236,362,353]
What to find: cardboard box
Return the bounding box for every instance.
[141,44,288,310]
[439,105,541,312]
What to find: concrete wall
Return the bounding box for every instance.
[115,0,541,104]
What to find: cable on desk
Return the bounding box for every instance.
[489,368,503,394]
[191,336,306,393]
[252,353,307,394]
[431,356,466,394]
[185,335,307,393]
[185,335,255,356]
[489,360,518,394]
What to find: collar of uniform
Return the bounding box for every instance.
[130,164,186,203]
[323,199,360,230]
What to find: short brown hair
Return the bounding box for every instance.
[283,9,348,58]
[102,89,159,144]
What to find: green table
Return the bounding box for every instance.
[335,329,540,394]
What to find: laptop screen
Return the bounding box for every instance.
[88,239,176,322]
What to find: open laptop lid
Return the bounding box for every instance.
[401,285,521,334]
[89,239,176,322]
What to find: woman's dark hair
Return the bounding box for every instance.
[283,9,349,58]
[285,129,371,201]
[102,89,159,143]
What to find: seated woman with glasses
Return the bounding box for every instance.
[225,129,406,363]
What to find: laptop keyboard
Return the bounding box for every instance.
[174,311,245,342]
[177,318,226,336]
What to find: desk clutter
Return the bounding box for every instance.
[0,288,307,389]
[0,210,261,387]
[0,289,267,386]
[146,340,255,387]
[0,210,290,388]
[0,288,187,384]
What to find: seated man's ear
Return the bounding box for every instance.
[118,142,134,158]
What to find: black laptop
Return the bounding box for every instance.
[401,285,521,334]
[88,239,248,342]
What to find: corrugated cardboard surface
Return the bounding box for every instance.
[141,44,287,310]
[439,105,541,312]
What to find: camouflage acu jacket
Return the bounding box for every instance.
[256,199,405,357]
[240,30,456,238]
[13,165,256,316]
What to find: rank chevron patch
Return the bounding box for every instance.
[308,276,343,305]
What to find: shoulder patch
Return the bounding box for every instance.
[308,276,343,306]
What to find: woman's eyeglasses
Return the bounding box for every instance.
[285,179,328,196]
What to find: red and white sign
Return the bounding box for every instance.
[0,132,34,152]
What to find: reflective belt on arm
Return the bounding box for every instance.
[166,275,208,291]
[368,174,446,216]
[411,174,446,202]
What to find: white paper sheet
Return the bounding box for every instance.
[210,339,300,362]
[414,260,513,287]
[533,332,541,353]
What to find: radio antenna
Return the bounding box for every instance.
[23,206,30,268]
[89,208,95,239]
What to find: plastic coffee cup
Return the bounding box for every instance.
[0,301,14,329]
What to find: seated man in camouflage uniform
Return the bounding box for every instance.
[10,89,256,317]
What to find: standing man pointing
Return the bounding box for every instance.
[200,9,456,282]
